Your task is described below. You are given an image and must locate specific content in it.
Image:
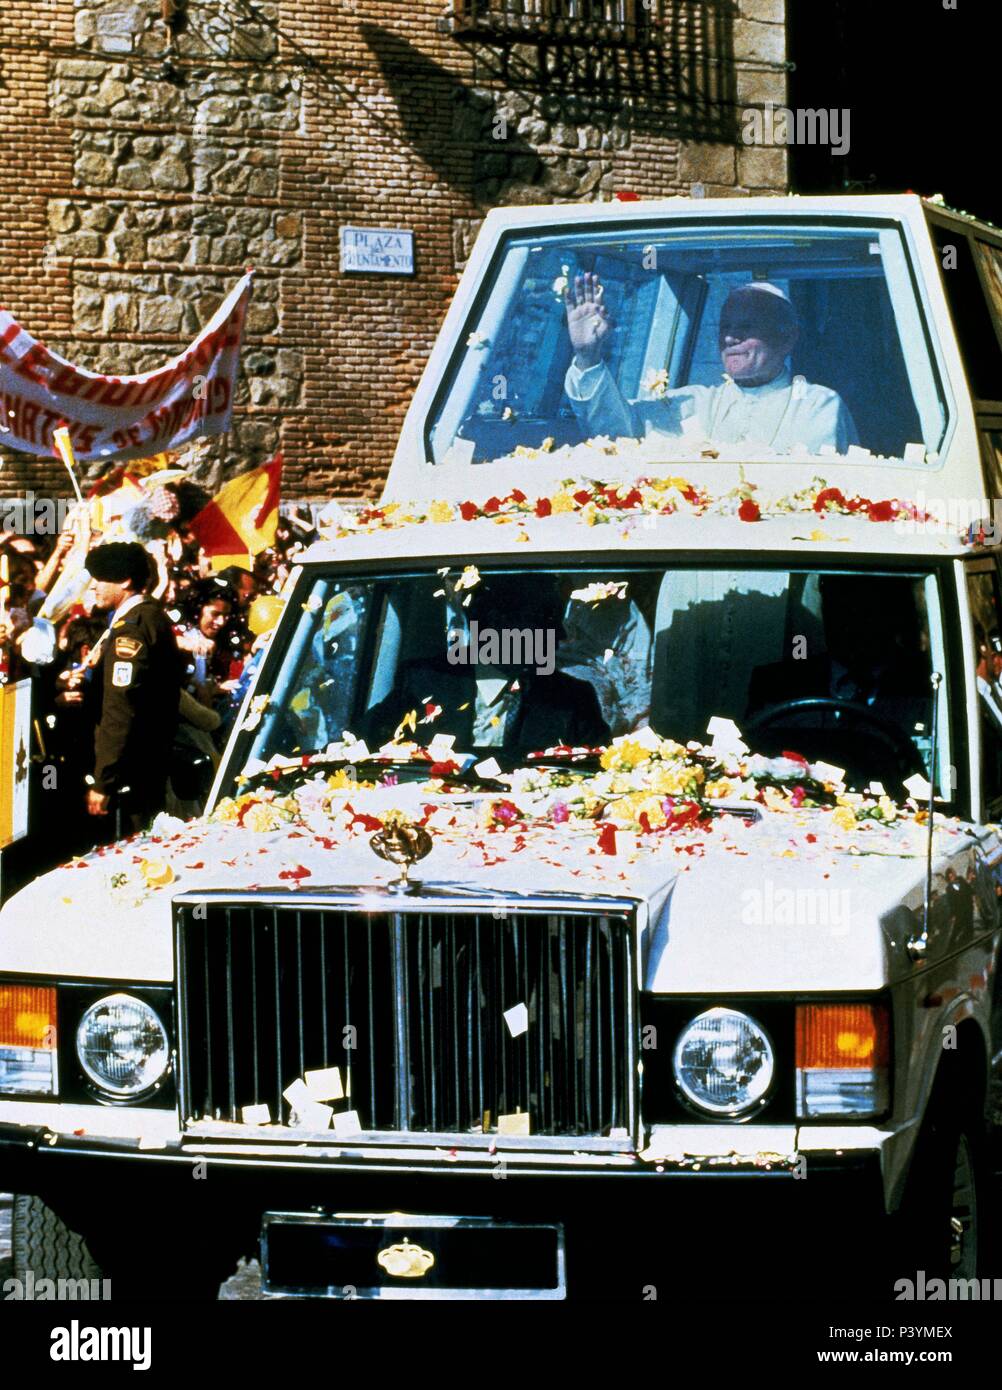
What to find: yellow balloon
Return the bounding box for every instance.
[248,594,284,636]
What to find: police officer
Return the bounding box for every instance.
[84,542,183,833]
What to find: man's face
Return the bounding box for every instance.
[719,298,795,385]
[91,578,132,612]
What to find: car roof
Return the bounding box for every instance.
[303,509,978,569]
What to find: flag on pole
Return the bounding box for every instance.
[87,454,171,500]
[0,274,251,465]
[87,453,174,535]
[188,454,282,571]
[52,425,84,504]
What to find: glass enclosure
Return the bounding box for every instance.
[429,220,948,467]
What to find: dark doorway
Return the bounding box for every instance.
[787,0,1000,226]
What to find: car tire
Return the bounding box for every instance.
[11,1193,105,1287]
[889,1096,991,1290]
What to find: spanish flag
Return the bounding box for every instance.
[189,455,282,572]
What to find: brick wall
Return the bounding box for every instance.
[0,0,787,501]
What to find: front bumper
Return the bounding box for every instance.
[0,1117,889,1297]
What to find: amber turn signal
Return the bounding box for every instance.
[0,984,57,1050]
[796,1002,888,1070]
[796,1002,889,1117]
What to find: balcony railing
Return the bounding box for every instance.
[444,0,674,47]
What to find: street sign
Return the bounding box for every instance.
[340,226,415,275]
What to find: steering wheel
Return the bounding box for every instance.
[742,697,924,790]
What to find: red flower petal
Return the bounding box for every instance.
[813,487,847,513]
[866,499,896,522]
[738,498,761,522]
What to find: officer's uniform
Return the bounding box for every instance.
[92,595,183,825]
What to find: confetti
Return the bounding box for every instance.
[503,1003,529,1038]
[570,580,629,604]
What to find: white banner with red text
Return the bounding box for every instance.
[0,273,251,465]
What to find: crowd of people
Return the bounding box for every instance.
[0,478,318,884]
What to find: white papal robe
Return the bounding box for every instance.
[565,360,858,455]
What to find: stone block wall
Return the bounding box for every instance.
[0,0,787,500]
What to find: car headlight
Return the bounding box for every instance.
[76,993,169,1098]
[673,1007,775,1116]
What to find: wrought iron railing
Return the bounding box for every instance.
[445,0,675,46]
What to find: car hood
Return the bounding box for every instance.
[0,794,981,990]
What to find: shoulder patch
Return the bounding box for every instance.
[111,662,134,688]
[114,635,143,659]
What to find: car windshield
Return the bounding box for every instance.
[239,564,951,799]
[429,220,948,468]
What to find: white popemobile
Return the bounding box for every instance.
[2,194,1002,1301]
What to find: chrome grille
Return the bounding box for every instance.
[174,898,636,1139]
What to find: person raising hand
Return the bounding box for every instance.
[564,271,614,371]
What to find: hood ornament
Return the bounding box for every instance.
[370,812,433,893]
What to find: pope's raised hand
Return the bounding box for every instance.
[564,272,612,369]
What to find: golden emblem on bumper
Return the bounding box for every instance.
[376,1239,436,1279]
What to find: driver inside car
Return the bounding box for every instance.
[742,576,930,791]
[365,574,609,760]
[747,575,930,714]
[563,276,858,454]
